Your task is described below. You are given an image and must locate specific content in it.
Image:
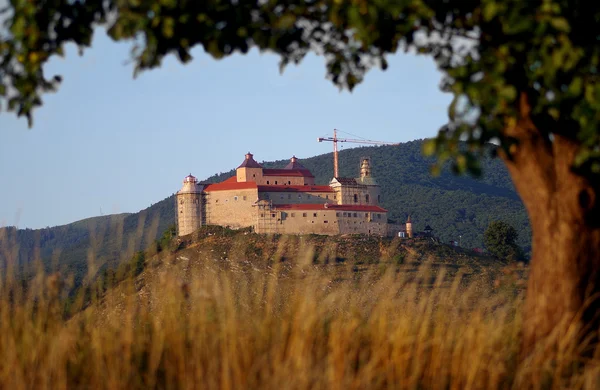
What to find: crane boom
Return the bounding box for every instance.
[317,129,398,178]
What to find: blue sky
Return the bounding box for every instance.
[0,29,452,229]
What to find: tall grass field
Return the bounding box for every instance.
[0,229,599,389]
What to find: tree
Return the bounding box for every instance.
[2,0,600,355]
[484,221,523,262]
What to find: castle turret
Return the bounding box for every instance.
[360,157,372,178]
[406,215,413,238]
[177,174,203,236]
[356,156,380,205]
[236,152,263,182]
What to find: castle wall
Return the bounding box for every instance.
[333,185,373,206]
[177,192,202,236]
[261,175,313,186]
[337,211,387,235]
[255,208,388,236]
[260,191,335,205]
[205,188,258,229]
[237,167,263,182]
[256,209,341,235]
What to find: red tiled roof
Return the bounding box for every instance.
[263,168,314,178]
[204,176,258,192]
[284,156,308,170]
[273,204,387,212]
[237,152,263,169]
[258,185,334,193]
[333,177,358,185]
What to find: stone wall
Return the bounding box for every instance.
[177,192,202,236]
[260,191,335,205]
[256,209,341,235]
[337,211,387,235]
[205,188,258,229]
[255,208,388,236]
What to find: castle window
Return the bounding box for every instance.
[308,195,312,199]
[288,194,291,200]
[298,195,302,199]
[180,200,184,204]
[366,194,370,203]
[261,214,264,217]
[243,196,247,201]
[377,214,381,219]
[313,213,317,217]
[253,174,256,177]
[267,181,270,184]
[324,221,328,224]
[216,199,219,203]
[353,213,357,217]
[271,213,276,218]
[334,195,337,200]
[378,195,381,202]
[302,213,307,217]
[288,181,291,185]
[280,195,284,200]
[353,194,358,203]
[326,195,329,199]
[336,213,340,217]
[291,213,295,217]
[275,181,278,185]
[234,196,238,201]
[343,212,347,217]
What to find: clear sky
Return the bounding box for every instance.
[0,28,452,229]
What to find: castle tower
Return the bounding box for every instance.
[236,152,264,182]
[406,215,413,238]
[356,156,380,205]
[360,157,372,178]
[176,174,203,236]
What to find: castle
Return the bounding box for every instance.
[176,152,413,237]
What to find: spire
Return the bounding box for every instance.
[360,157,371,178]
[237,152,263,168]
[407,215,412,223]
[284,155,308,170]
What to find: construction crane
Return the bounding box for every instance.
[317,129,399,178]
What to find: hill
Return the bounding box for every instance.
[207,140,529,251]
[0,139,529,286]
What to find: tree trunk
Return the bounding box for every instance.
[501,94,600,357]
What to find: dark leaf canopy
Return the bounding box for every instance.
[2,0,599,174]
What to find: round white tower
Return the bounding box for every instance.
[406,215,413,238]
[176,174,203,236]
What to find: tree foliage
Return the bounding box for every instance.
[2,0,600,176]
[484,220,524,261]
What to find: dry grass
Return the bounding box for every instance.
[1,235,599,389]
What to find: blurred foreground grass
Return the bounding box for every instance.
[0,231,598,389]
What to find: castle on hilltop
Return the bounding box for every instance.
[176,152,413,237]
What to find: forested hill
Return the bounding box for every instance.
[0,139,530,285]
[208,140,530,252]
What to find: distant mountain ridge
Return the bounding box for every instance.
[0,139,529,285]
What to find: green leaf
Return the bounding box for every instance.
[277,14,296,29]
[422,139,436,156]
[550,17,570,32]
[483,2,498,22]
[569,77,582,96]
[499,85,516,102]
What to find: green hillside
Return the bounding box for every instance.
[0,139,530,286]
[209,140,530,252]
